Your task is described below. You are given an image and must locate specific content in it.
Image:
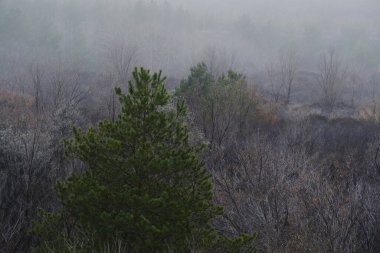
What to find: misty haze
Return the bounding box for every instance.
[0,0,379,252]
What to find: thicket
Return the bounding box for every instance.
[0,63,378,253]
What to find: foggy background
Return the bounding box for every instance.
[1,0,379,76]
[0,0,380,111]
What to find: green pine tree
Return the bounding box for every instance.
[32,67,255,252]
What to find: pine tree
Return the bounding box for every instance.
[176,63,258,147]
[32,67,241,252]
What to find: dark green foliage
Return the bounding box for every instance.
[177,62,214,94]
[32,67,255,252]
[177,63,258,147]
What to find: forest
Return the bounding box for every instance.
[0,0,379,252]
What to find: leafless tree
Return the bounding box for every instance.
[369,74,380,119]
[47,69,86,115]
[265,50,298,105]
[346,70,362,107]
[29,64,44,114]
[203,47,237,78]
[266,61,284,103]
[316,50,347,112]
[104,41,137,122]
[211,132,313,252]
[0,116,53,252]
[279,50,298,105]
[210,117,380,253]
[106,41,137,88]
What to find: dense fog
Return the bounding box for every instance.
[1,0,379,77]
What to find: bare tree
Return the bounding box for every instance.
[104,41,137,122]
[47,69,86,114]
[0,110,53,252]
[106,40,137,88]
[203,47,237,78]
[279,50,298,105]
[265,50,298,105]
[369,74,380,120]
[347,70,362,108]
[210,117,380,253]
[266,61,284,103]
[29,64,44,114]
[316,50,346,112]
[211,133,313,252]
